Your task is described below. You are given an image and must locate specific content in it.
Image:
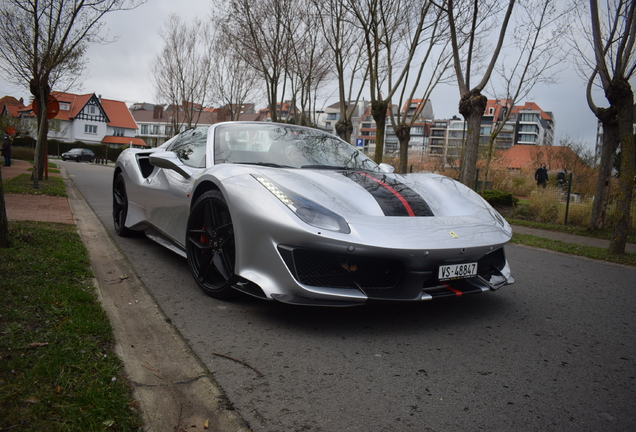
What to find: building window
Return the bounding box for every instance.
[85,124,97,134]
[519,113,539,122]
[113,128,124,137]
[519,124,539,133]
[87,105,96,114]
[412,126,423,134]
[327,113,339,120]
[519,134,537,143]
[141,124,149,134]
[60,102,70,111]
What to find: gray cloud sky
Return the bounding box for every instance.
[2,0,632,151]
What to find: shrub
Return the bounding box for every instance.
[13,136,36,149]
[10,146,35,161]
[480,190,518,207]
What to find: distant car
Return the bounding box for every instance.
[112,122,514,306]
[62,148,95,162]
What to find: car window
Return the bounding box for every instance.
[214,123,379,171]
[168,127,209,168]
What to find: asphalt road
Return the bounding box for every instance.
[62,160,636,432]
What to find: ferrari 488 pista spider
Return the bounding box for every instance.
[113,122,514,306]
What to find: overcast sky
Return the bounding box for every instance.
[1,0,633,152]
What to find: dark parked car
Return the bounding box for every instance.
[62,148,95,162]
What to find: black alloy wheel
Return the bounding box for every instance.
[186,190,238,298]
[112,173,132,236]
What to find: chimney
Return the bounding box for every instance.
[153,105,163,119]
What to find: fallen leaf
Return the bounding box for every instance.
[25,396,39,404]
[27,342,49,349]
[204,419,210,429]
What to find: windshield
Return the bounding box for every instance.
[68,149,83,153]
[214,123,379,171]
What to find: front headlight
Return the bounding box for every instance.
[253,175,350,234]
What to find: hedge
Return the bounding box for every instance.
[480,190,518,207]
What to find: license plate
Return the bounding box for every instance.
[438,262,478,281]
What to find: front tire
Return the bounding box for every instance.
[113,173,133,236]
[186,190,238,299]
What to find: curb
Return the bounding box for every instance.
[62,170,251,432]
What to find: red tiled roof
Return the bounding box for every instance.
[102,136,147,147]
[1,95,27,117]
[511,102,553,121]
[100,98,138,129]
[484,99,512,119]
[49,92,137,129]
[492,145,579,170]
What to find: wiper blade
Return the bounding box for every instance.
[237,162,294,168]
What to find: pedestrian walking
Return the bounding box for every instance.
[535,163,548,188]
[2,135,12,167]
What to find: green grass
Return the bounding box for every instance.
[511,232,636,266]
[507,218,636,245]
[0,221,143,431]
[2,174,67,197]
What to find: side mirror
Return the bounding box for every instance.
[378,163,395,173]
[149,151,193,179]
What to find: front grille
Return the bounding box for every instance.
[292,249,403,290]
[477,248,506,280]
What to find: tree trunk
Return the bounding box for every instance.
[589,107,619,230]
[30,78,51,188]
[335,119,352,143]
[458,90,487,187]
[608,78,635,254]
[372,100,390,164]
[395,124,411,174]
[481,133,497,193]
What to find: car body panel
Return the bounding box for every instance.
[114,122,514,305]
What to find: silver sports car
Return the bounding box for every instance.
[113,122,514,306]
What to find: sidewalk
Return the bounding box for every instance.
[2,159,74,224]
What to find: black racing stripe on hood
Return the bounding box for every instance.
[340,171,434,217]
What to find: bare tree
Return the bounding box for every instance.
[586,71,619,230]
[0,0,143,189]
[587,0,636,254]
[220,0,296,123]
[571,1,635,249]
[481,0,572,191]
[203,20,263,122]
[389,6,454,173]
[346,0,439,165]
[209,44,262,121]
[0,0,142,247]
[151,14,213,133]
[314,0,369,142]
[284,2,332,126]
[437,0,516,187]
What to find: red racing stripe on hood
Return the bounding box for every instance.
[358,172,416,216]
